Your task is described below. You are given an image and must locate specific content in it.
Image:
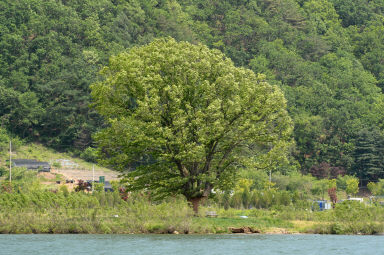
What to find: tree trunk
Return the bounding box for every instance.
[188,197,203,214]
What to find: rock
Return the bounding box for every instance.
[229,227,244,233]
[173,231,179,234]
[248,227,261,234]
[229,227,260,234]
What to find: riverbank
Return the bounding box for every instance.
[1,213,383,235]
[1,168,383,235]
[1,190,383,235]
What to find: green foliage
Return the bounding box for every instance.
[59,185,69,197]
[2,167,39,192]
[0,189,194,234]
[0,128,10,152]
[272,171,315,195]
[214,171,326,210]
[367,179,384,196]
[240,169,269,190]
[1,170,384,235]
[336,175,352,191]
[311,179,330,200]
[1,0,384,184]
[0,128,22,154]
[330,0,384,27]
[346,177,359,196]
[52,162,61,169]
[93,183,104,192]
[0,166,7,177]
[80,147,98,163]
[92,38,293,205]
[353,128,384,181]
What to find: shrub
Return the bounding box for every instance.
[368,180,384,196]
[0,166,7,177]
[80,147,98,163]
[59,185,69,197]
[52,162,61,168]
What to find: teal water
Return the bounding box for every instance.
[0,234,382,255]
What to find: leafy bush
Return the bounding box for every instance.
[0,128,9,152]
[0,128,22,153]
[52,162,61,169]
[0,166,7,177]
[80,147,98,163]
[367,179,384,196]
[337,175,358,192]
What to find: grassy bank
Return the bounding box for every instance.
[1,188,384,234]
[1,164,383,235]
[0,190,193,234]
[0,189,293,234]
[197,204,384,235]
[0,142,114,174]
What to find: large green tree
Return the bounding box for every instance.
[353,128,384,182]
[91,38,293,212]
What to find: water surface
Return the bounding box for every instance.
[0,234,382,255]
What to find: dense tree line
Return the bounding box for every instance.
[1,0,384,182]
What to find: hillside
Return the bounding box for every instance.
[0,140,119,190]
[1,0,384,181]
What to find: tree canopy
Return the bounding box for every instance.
[91,38,293,211]
[2,0,384,182]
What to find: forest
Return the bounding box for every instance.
[1,0,384,183]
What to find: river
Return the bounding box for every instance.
[0,234,382,255]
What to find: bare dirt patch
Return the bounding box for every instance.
[38,167,120,191]
[51,168,120,182]
[37,172,56,180]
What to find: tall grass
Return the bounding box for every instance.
[0,189,194,234]
[2,189,384,234]
[2,167,384,234]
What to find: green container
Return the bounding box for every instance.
[99,176,105,184]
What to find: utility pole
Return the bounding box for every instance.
[9,140,12,183]
[92,164,95,192]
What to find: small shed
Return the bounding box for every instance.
[12,159,51,172]
[313,200,332,211]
